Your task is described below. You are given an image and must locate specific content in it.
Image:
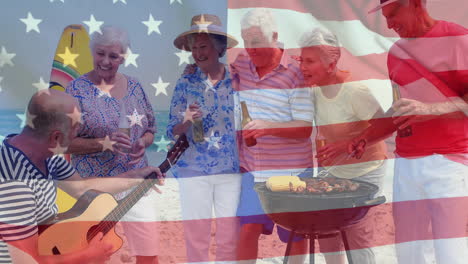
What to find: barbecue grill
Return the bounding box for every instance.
[254,180,386,264]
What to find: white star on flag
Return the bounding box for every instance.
[154,135,171,152]
[0,135,5,142]
[152,76,169,96]
[49,142,68,156]
[96,79,113,97]
[37,89,52,96]
[83,14,103,35]
[123,48,139,68]
[17,110,36,129]
[98,89,111,98]
[181,105,198,123]
[99,135,116,152]
[58,47,79,67]
[16,113,26,128]
[142,14,162,35]
[127,109,145,127]
[20,12,42,33]
[0,76,3,92]
[170,0,183,5]
[194,15,212,26]
[0,46,16,68]
[175,50,191,66]
[67,106,83,126]
[205,85,215,93]
[26,110,37,129]
[113,0,127,4]
[33,77,49,91]
[205,131,221,149]
[194,15,213,33]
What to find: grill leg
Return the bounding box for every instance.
[340,230,354,264]
[283,230,295,264]
[309,235,315,264]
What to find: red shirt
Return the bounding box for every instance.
[387,21,468,160]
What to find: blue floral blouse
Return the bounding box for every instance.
[167,66,240,177]
[65,74,156,180]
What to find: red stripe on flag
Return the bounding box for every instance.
[228,0,378,20]
[228,0,468,37]
[227,47,390,88]
[237,112,468,174]
[31,196,468,263]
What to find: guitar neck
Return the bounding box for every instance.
[95,160,171,235]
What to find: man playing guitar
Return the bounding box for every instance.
[0,90,164,263]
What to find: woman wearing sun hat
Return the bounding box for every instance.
[167,14,241,263]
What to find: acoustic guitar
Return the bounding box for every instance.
[37,134,189,255]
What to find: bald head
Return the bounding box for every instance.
[26,89,80,137]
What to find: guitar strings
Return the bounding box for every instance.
[87,177,158,240]
[86,137,186,242]
[87,168,171,240]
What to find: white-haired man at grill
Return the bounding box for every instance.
[233,8,314,264]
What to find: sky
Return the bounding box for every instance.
[0,0,228,111]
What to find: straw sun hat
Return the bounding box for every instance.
[173,14,238,51]
[368,0,399,14]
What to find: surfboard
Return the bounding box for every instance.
[49,24,93,212]
[49,24,93,91]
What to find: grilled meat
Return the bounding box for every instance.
[298,177,360,194]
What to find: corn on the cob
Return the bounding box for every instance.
[266,176,305,192]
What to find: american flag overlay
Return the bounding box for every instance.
[0,0,467,263]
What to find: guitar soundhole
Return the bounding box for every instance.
[52,246,61,255]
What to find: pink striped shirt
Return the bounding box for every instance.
[230,50,314,181]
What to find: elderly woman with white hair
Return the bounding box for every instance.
[167,14,242,263]
[65,25,159,264]
[299,28,387,264]
[178,10,314,263]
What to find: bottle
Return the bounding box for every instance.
[391,82,412,138]
[191,101,204,143]
[391,81,401,103]
[118,103,131,152]
[315,136,327,168]
[241,101,257,147]
[315,137,327,150]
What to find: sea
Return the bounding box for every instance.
[0,109,172,174]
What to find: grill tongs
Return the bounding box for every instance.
[316,150,357,178]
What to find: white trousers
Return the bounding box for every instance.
[178,172,242,263]
[319,160,387,264]
[393,154,468,264]
[120,189,160,256]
